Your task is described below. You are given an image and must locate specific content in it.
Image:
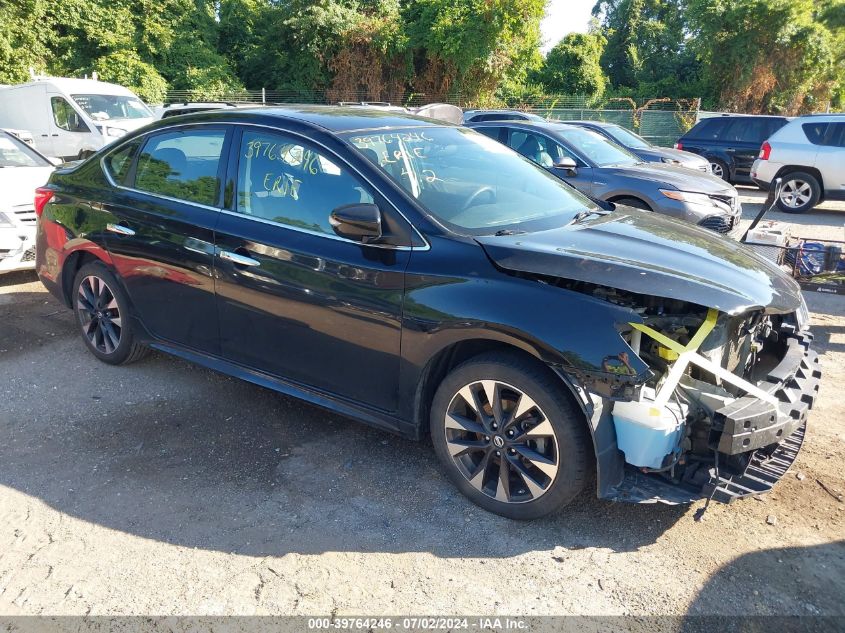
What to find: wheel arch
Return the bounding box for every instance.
[60,249,112,307]
[607,194,653,211]
[774,166,824,202]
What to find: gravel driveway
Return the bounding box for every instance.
[1,188,843,618]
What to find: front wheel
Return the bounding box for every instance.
[72,262,148,365]
[430,352,591,519]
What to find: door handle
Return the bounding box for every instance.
[51,134,59,137]
[219,249,260,267]
[106,223,136,236]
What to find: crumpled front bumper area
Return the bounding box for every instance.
[611,331,821,505]
[707,331,820,503]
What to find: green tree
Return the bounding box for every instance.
[685,0,838,113]
[536,32,607,99]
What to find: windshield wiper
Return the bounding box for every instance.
[570,209,609,225]
[493,229,525,236]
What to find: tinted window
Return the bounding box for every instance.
[474,127,502,141]
[345,127,597,236]
[236,129,374,234]
[104,140,140,185]
[687,118,725,140]
[51,97,88,132]
[802,122,827,145]
[134,129,226,205]
[826,123,845,148]
[723,118,768,143]
[604,125,651,149]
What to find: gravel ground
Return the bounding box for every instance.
[0,188,843,618]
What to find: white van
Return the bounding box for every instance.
[0,77,155,161]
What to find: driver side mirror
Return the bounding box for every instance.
[554,157,578,175]
[329,203,383,244]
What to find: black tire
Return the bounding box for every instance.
[72,262,148,365]
[429,352,591,520]
[613,197,652,211]
[776,171,821,214]
[709,158,729,182]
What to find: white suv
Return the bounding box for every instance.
[752,114,845,213]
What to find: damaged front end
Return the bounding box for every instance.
[559,284,821,506]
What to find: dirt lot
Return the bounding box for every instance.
[0,187,843,618]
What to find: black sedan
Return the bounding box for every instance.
[35,107,818,519]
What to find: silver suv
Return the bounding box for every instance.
[752,114,845,213]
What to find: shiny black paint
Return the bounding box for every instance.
[36,107,805,500]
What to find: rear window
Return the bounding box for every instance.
[803,122,828,145]
[104,140,141,185]
[723,118,770,143]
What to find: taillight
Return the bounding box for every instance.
[34,187,53,217]
[674,142,683,150]
[759,141,772,160]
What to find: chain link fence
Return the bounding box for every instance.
[163,89,700,147]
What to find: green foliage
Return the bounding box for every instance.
[685,0,839,114]
[535,33,607,99]
[93,51,168,102]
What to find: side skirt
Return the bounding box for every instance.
[148,341,415,439]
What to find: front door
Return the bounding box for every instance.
[505,128,594,195]
[101,125,229,354]
[47,94,95,160]
[213,126,410,412]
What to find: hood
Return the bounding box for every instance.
[603,162,731,194]
[635,147,709,168]
[0,166,54,209]
[476,209,803,315]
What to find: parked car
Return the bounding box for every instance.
[35,107,819,519]
[752,114,845,214]
[674,114,790,183]
[0,129,55,273]
[468,120,742,236]
[0,76,155,161]
[463,109,545,124]
[567,120,711,173]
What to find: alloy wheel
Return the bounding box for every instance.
[77,275,122,354]
[779,179,813,209]
[444,380,559,504]
[710,162,725,179]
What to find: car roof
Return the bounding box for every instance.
[153,104,444,133]
[566,120,618,129]
[466,119,579,134]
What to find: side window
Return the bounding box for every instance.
[236,129,374,235]
[689,118,724,140]
[474,126,502,141]
[507,131,564,168]
[104,140,140,185]
[725,118,768,143]
[134,129,226,206]
[51,97,88,133]
[803,122,829,145]
[824,123,845,148]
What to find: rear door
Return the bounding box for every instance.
[722,117,769,181]
[816,122,845,197]
[213,126,412,412]
[102,125,230,354]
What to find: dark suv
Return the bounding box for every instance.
[675,115,790,184]
[34,107,819,519]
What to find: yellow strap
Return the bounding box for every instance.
[630,308,718,355]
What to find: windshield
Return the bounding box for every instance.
[72,94,152,121]
[0,133,51,167]
[557,127,640,167]
[604,125,652,149]
[343,127,597,235]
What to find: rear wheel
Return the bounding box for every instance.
[430,352,590,519]
[72,262,148,365]
[709,158,729,181]
[776,171,820,214]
